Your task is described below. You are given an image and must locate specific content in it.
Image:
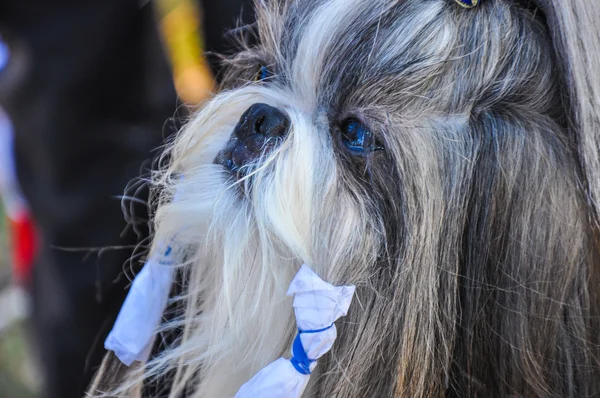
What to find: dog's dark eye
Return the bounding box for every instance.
[340,119,384,155]
[253,65,272,82]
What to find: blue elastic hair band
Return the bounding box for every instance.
[157,245,174,266]
[290,323,334,375]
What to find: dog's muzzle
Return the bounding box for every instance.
[214,103,290,177]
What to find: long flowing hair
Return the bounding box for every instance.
[89,1,600,396]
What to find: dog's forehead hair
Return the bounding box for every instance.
[256,0,452,113]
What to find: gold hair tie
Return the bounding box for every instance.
[454,0,479,8]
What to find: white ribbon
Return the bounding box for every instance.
[235,264,356,398]
[104,245,174,366]
[106,182,183,366]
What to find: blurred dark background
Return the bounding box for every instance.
[0,0,252,396]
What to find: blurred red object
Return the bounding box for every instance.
[8,212,37,285]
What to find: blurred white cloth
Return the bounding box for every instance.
[235,265,355,398]
[0,36,9,71]
[0,108,28,220]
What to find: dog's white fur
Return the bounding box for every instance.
[151,83,372,396]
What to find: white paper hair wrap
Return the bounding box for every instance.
[235,265,356,398]
[104,244,174,366]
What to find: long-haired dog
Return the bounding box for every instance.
[91,0,600,396]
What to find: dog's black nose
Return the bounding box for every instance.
[214,103,290,176]
[234,103,290,140]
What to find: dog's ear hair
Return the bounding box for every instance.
[87,352,140,397]
[535,0,600,225]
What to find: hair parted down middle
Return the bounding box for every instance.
[89,0,600,396]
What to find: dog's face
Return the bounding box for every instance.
[164,0,557,280]
[146,1,598,396]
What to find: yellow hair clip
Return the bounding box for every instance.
[454,0,479,8]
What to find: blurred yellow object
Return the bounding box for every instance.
[157,0,215,105]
